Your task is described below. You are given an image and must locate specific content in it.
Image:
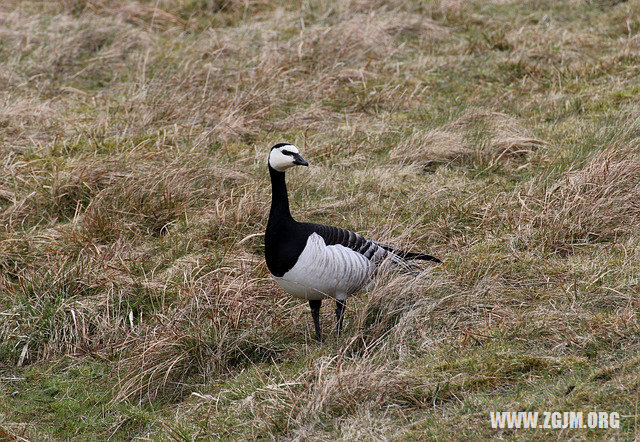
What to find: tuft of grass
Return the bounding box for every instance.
[527,142,640,251]
[391,109,545,171]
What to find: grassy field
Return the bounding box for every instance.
[1,0,639,439]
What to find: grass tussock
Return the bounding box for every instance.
[391,110,546,170]
[1,0,639,440]
[112,271,294,403]
[344,272,458,358]
[540,144,640,247]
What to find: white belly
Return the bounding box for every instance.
[274,233,375,301]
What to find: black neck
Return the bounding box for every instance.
[265,164,305,277]
[268,165,293,224]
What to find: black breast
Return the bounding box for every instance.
[264,221,310,277]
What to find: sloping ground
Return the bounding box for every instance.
[0,0,639,439]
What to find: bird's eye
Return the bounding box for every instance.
[281,150,294,156]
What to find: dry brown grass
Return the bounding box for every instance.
[391,110,546,170]
[111,260,297,403]
[541,145,640,245]
[1,0,639,439]
[514,111,640,251]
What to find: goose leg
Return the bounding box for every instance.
[309,299,322,342]
[335,298,346,336]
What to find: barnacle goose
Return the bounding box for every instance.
[265,143,441,341]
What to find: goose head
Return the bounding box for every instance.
[268,143,308,172]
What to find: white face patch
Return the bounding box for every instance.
[268,144,301,172]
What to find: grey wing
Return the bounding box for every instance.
[303,222,410,269]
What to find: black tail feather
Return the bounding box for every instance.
[401,251,442,263]
[380,245,442,263]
